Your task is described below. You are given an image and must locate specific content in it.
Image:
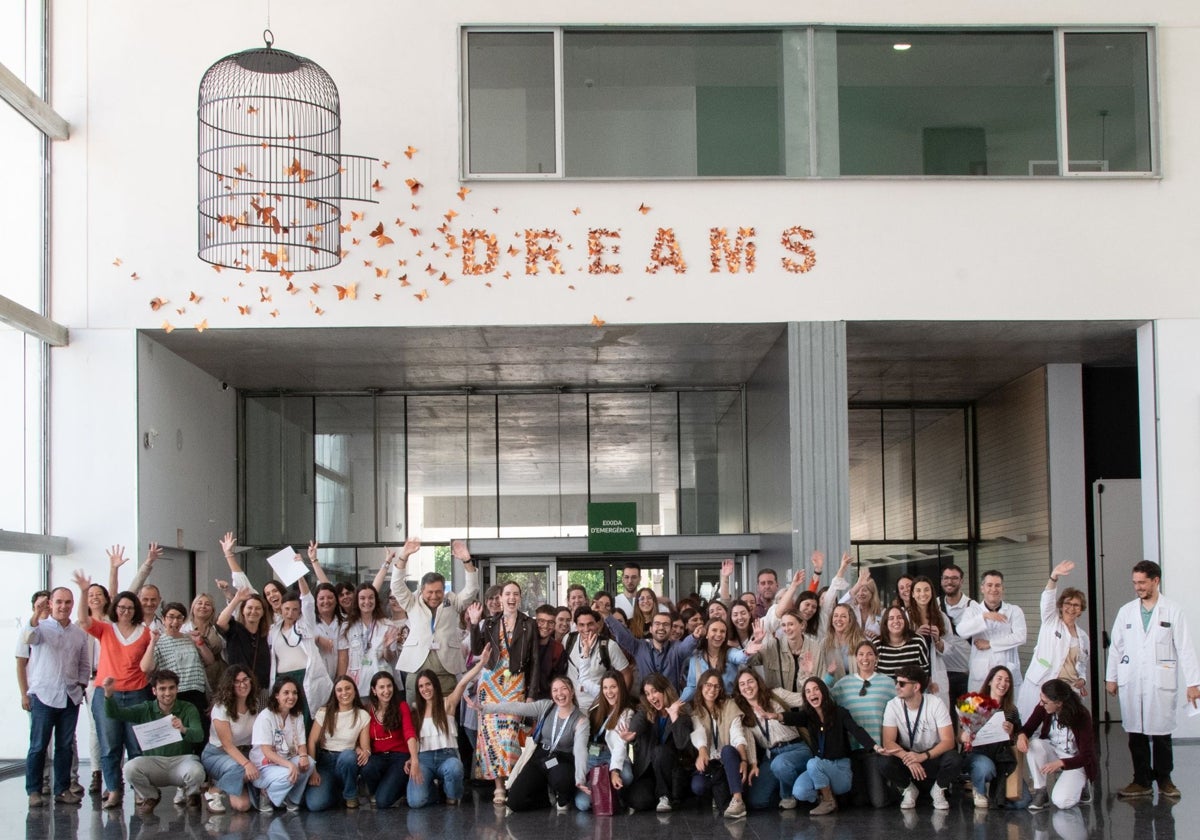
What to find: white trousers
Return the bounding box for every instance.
[1026,738,1086,809]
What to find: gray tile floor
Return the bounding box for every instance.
[13,728,1191,840]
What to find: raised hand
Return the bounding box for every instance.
[219,532,236,555]
[450,539,471,563]
[810,550,825,575]
[1051,560,1075,581]
[71,569,92,593]
[145,542,163,564]
[838,552,853,574]
[402,537,422,560]
[307,540,319,563]
[466,601,483,625]
[107,545,127,570]
[721,558,734,578]
[856,568,872,586]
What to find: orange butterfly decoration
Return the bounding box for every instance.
[195,319,209,332]
[310,283,321,294]
[234,163,249,176]
[340,223,352,232]
[112,257,123,266]
[261,249,280,268]
[637,203,651,214]
[285,281,300,295]
[246,105,258,115]
[270,309,280,318]
[439,273,452,286]
[591,315,606,327]
[444,209,458,222]
[149,298,168,311]
[506,245,519,257]
[372,179,384,192]
[381,161,391,169]
[571,207,582,216]
[457,187,470,201]
[351,211,365,222]
[335,283,357,300]
[188,291,202,303]
[175,308,186,316]
[131,272,141,280]
[363,260,373,267]
[414,289,429,301]
[313,306,325,316]
[369,222,394,247]
[411,203,420,211]
[237,305,251,315]
[259,287,272,303]
[161,321,174,334]
[405,178,422,195]
[398,274,410,286]
[351,238,361,246]
[280,269,295,281]
[284,158,314,183]
[424,263,437,276]
[373,293,382,301]
[403,146,418,159]
[375,267,389,278]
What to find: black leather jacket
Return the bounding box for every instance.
[470,612,543,699]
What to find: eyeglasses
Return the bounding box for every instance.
[894,679,912,687]
[859,679,871,697]
[1062,602,1084,610]
[115,605,135,612]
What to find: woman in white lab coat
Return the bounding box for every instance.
[1018,561,1090,720]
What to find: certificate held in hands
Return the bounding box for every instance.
[266,546,310,587]
[132,716,184,751]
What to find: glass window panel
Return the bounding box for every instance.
[407,396,467,542]
[589,393,663,535]
[493,564,551,614]
[882,409,914,540]
[1065,32,1152,173]
[0,96,44,312]
[848,409,884,541]
[679,391,745,535]
[310,546,359,587]
[835,31,1057,176]
[467,32,556,174]
[376,397,406,542]
[468,395,498,538]
[564,30,782,176]
[314,397,375,544]
[559,396,589,536]
[914,409,969,539]
[498,393,582,538]
[244,396,314,546]
[0,330,29,531]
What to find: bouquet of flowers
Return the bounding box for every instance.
[955,692,1000,752]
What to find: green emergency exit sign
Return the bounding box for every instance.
[588,502,637,552]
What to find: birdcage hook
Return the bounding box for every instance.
[263,29,275,49]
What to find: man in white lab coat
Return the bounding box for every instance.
[954,570,1026,693]
[1105,560,1200,800]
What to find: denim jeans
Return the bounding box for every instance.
[92,686,151,793]
[26,696,80,795]
[746,741,813,808]
[963,751,997,795]
[792,756,853,802]
[304,749,362,811]
[361,751,410,809]
[201,743,251,797]
[252,756,313,808]
[408,748,465,808]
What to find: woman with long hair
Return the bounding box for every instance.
[734,668,812,810]
[776,677,883,815]
[344,583,401,697]
[753,610,820,695]
[183,592,226,694]
[681,617,754,701]
[705,599,730,625]
[580,670,636,811]
[840,568,883,639]
[141,601,214,743]
[249,676,313,813]
[304,675,371,811]
[874,606,930,679]
[628,587,661,639]
[469,581,541,804]
[1018,561,1091,719]
[360,671,419,809]
[894,574,914,611]
[407,655,487,807]
[217,585,273,702]
[480,675,590,812]
[1018,678,1098,811]
[818,603,866,685]
[269,590,334,728]
[689,668,754,819]
[310,582,349,682]
[907,577,949,697]
[201,666,261,812]
[961,665,1022,809]
[728,601,755,651]
[74,570,152,810]
[628,674,693,812]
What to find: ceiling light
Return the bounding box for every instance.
[893,42,912,51]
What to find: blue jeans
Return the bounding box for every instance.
[304,749,362,811]
[963,751,997,795]
[252,756,313,808]
[361,751,410,809]
[92,686,151,793]
[746,741,813,809]
[575,751,634,812]
[26,696,80,795]
[792,756,853,802]
[201,743,250,797]
[408,748,465,808]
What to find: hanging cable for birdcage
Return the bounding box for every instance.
[197,30,377,273]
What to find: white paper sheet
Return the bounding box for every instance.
[132,716,184,751]
[266,546,308,586]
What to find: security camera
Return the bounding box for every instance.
[221,382,230,391]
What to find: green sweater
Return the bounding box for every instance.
[104,694,204,757]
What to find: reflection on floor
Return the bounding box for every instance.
[13,729,1191,840]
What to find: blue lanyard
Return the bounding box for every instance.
[903,697,925,749]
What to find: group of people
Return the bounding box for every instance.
[18,536,1200,824]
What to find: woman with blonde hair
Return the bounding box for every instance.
[818,603,866,685]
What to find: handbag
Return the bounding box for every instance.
[589,763,614,816]
[506,708,552,791]
[1005,746,1023,800]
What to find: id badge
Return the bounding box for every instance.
[429,640,441,651]
[544,757,559,769]
[588,744,603,758]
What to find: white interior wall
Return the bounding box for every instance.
[1139,319,1200,738]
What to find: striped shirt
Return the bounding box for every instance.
[152,634,209,693]
[831,672,896,747]
[873,638,929,680]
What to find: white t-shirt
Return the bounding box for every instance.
[883,693,952,753]
[249,709,306,767]
[209,702,256,749]
[314,707,370,753]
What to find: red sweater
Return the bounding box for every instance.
[368,700,417,754]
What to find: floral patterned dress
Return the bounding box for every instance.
[474,627,527,779]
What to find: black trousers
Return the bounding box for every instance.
[507,747,577,811]
[1129,733,1174,786]
[650,743,692,803]
[879,752,962,797]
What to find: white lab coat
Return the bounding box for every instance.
[1017,585,1090,719]
[954,600,1027,692]
[1105,594,1200,735]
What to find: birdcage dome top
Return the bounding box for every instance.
[198,45,340,110]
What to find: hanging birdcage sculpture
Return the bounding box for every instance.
[197,31,377,273]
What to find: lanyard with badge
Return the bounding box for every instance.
[544,712,570,769]
[903,696,925,750]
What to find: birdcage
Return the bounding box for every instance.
[197,33,376,273]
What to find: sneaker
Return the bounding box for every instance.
[555,803,569,814]
[345,797,359,809]
[28,793,46,808]
[779,797,798,810]
[205,791,226,813]
[1079,782,1092,804]
[137,798,159,815]
[656,796,672,813]
[257,794,275,813]
[724,799,746,819]
[54,791,83,805]
[284,801,300,813]
[973,791,990,809]
[1160,781,1181,800]
[900,784,918,810]
[493,790,507,805]
[1028,788,1050,812]
[445,798,458,806]
[931,783,950,811]
[809,796,837,816]
[174,788,186,806]
[1118,781,1153,799]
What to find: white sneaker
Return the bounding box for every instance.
[779,797,798,810]
[173,788,186,806]
[973,791,989,809]
[931,783,950,811]
[656,796,672,813]
[900,784,918,810]
[206,790,227,813]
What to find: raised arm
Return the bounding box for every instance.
[448,539,479,606]
[388,539,421,611]
[719,558,735,603]
[773,569,807,616]
[445,646,489,711]
[220,531,245,577]
[127,543,163,596]
[217,586,250,632]
[308,540,331,585]
[107,544,127,601]
[71,570,94,631]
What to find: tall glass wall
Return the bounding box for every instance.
[241,388,746,574]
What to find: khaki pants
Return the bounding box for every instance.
[125,754,205,801]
